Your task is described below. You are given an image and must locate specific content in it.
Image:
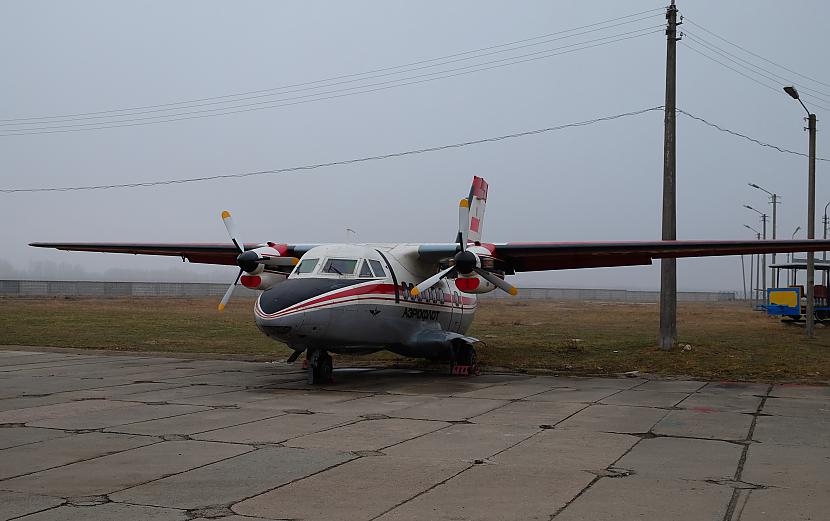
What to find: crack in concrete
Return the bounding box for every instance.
[550,396,674,520]
[722,383,773,521]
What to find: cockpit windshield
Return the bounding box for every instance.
[321,258,358,275]
[295,258,319,274]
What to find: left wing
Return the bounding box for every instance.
[419,240,830,273]
[28,242,317,266]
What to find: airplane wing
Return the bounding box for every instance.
[28,242,317,266]
[419,240,830,273]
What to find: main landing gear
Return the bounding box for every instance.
[305,348,333,385]
[450,344,479,376]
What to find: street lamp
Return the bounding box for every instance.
[749,183,780,283]
[784,85,818,337]
[824,201,830,286]
[744,224,762,306]
[789,226,802,286]
[744,204,768,294]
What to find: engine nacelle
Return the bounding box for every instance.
[240,271,289,291]
[452,244,501,294]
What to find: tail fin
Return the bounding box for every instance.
[466,176,488,243]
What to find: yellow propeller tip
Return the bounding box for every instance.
[218,303,226,311]
[459,198,470,208]
[291,257,299,265]
[509,287,518,296]
[221,210,231,219]
[410,288,420,297]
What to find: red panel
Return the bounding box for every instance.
[455,277,480,292]
[241,275,262,288]
[472,176,488,200]
[470,217,481,233]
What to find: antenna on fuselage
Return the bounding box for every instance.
[345,228,357,243]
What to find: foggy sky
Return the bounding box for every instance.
[2,1,827,291]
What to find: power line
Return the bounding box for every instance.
[1,13,665,126]
[681,41,830,112]
[683,31,830,105]
[676,108,829,162]
[0,29,663,136]
[1,7,665,123]
[683,17,830,91]
[0,106,663,193]
[3,106,826,194]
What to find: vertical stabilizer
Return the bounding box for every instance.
[466,176,488,243]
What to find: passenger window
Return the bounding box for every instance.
[359,260,373,278]
[368,260,386,278]
[322,258,358,275]
[295,258,319,274]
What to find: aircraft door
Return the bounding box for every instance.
[449,290,463,332]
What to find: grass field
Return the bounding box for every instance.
[1,297,829,382]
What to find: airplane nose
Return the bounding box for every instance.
[255,278,364,340]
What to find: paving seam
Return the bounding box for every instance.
[45,403,219,431]
[82,442,260,498]
[0,438,167,482]
[369,398,598,520]
[219,418,464,515]
[597,431,746,445]
[0,356,133,372]
[0,357,187,374]
[722,383,773,521]
[2,498,69,521]
[549,400,675,520]
[104,410,291,437]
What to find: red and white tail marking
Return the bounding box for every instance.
[467,176,488,243]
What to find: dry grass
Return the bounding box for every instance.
[1,296,828,382]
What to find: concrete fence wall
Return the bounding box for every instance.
[0,280,736,302]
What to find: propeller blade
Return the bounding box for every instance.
[473,267,518,296]
[411,266,455,297]
[221,210,245,253]
[457,198,470,251]
[218,269,243,311]
[287,350,303,363]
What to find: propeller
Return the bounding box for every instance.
[217,210,297,311]
[411,198,517,297]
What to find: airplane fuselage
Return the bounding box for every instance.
[254,243,478,360]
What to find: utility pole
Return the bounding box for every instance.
[659,0,680,350]
[806,113,817,336]
[783,86,818,337]
[771,193,778,279]
[761,213,768,297]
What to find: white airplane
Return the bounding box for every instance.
[31,177,830,384]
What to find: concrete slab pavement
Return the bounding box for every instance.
[1,347,828,520]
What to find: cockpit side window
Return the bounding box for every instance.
[359,260,373,278]
[368,259,386,278]
[295,258,319,274]
[322,258,358,275]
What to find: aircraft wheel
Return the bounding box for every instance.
[450,345,479,376]
[307,349,333,385]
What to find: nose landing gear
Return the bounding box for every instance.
[306,348,333,385]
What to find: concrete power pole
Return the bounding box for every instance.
[806,113,817,337]
[761,213,768,297]
[659,0,680,350]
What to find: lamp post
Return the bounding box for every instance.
[823,201,830,286]
[744,224,762,307]
[784,86,818,337]
[749,183,780,284]
[744,205,768,296]
[790,226,802,286]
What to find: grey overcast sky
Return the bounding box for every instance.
[1,1,827,290]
